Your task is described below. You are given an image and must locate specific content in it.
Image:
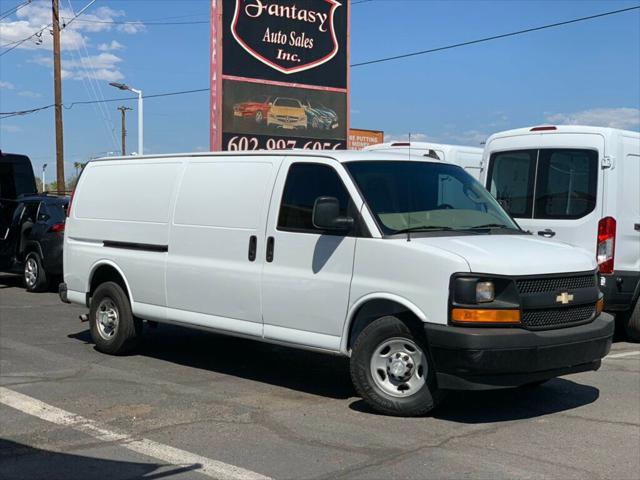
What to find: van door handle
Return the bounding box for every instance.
[538,229,556,238]
[248,235,257,261]
[266,236,274,263]
[635,223,640,232]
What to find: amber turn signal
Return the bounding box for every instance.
[596,297,604,314]
[451,308,521,324]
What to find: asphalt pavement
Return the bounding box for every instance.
[1,273,639,480]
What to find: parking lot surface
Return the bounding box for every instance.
[1,274,639,480]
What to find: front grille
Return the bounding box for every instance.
[516,274,595,294]
[522,304,595,330]
[275,115,301,123]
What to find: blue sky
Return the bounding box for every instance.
[1,0,639,178]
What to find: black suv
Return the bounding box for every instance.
[0,195,69,291]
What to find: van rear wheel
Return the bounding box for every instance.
[350,316,442,417]
[89,282,141,355]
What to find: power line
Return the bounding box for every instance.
[0,0,32,20]
[0,0,95,53]
[69,18,209,25]
[0,88,209,119]
[352,5,640,67]
[2,5,638,118]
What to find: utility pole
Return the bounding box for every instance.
[117,106,132,156]
[52,0,65,195]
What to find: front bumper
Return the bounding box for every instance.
[425,313,614,390]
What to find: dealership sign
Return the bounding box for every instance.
[210,0,350,151]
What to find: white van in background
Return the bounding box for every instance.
[364,141,483,179]
[482,125,640,340]
[60,150,613,416]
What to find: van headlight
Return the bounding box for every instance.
[450,274,521,326]
[476,281,495,303]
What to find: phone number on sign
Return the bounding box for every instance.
[225,135,345,151]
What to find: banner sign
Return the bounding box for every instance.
[348,129,384,150]
[211,0,350,151]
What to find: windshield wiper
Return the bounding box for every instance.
[467,223,515,230]
[393,225,453,234]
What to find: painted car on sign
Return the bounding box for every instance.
[233,95,272,123]
[267,97,308,130]
[303,100,339,130]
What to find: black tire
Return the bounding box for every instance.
[519,379,549,389]
[350,316,442,417]
[621,299,640,342]
[89,282,142,355]
[24,252,48,292]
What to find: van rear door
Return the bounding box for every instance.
[615,137,640,274]
[486,133,605,255]
[166,157,281,336]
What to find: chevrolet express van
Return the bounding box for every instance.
[482,126,640,340]
[364,141,483,179]
[60,151,614,416]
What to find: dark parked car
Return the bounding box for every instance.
[0,195,68,291]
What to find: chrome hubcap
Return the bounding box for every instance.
[96,298,119,340]
[370,338,427,397]
[24,258,38,287]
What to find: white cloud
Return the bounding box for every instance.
[545,107,640,130]
[29,49,124,82]
[0,4,144,51]
[1,124,22,133]
[117,22,145,35]
[97,40,124,51]
[18,90,42,98]
[0,81,15,89]
[384,133,436,143]
[62,52,124,81]
[444,129,488,146]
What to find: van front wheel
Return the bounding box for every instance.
[89,282,141,355]
[350,316,442,416]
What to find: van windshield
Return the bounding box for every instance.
[346,161,519,235]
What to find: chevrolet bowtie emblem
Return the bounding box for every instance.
[556,292,574,304]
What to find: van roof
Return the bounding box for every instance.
[487,124,640,141]
[364,141,483,154]
[92,150,442,165]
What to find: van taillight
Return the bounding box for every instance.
[597,217,616,274]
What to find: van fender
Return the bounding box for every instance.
[87,259,135,307]
[339,293,429,355]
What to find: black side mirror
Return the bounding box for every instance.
[312,196,354,231]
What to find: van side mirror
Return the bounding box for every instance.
[312,197,354,231]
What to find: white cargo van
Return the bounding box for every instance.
[60,151,613,416]
[482,126,640,340]
[364,141,483,179]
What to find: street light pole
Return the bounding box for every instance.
[109,82,144,155]
[42,164,47,193]
[132,88,143,155]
